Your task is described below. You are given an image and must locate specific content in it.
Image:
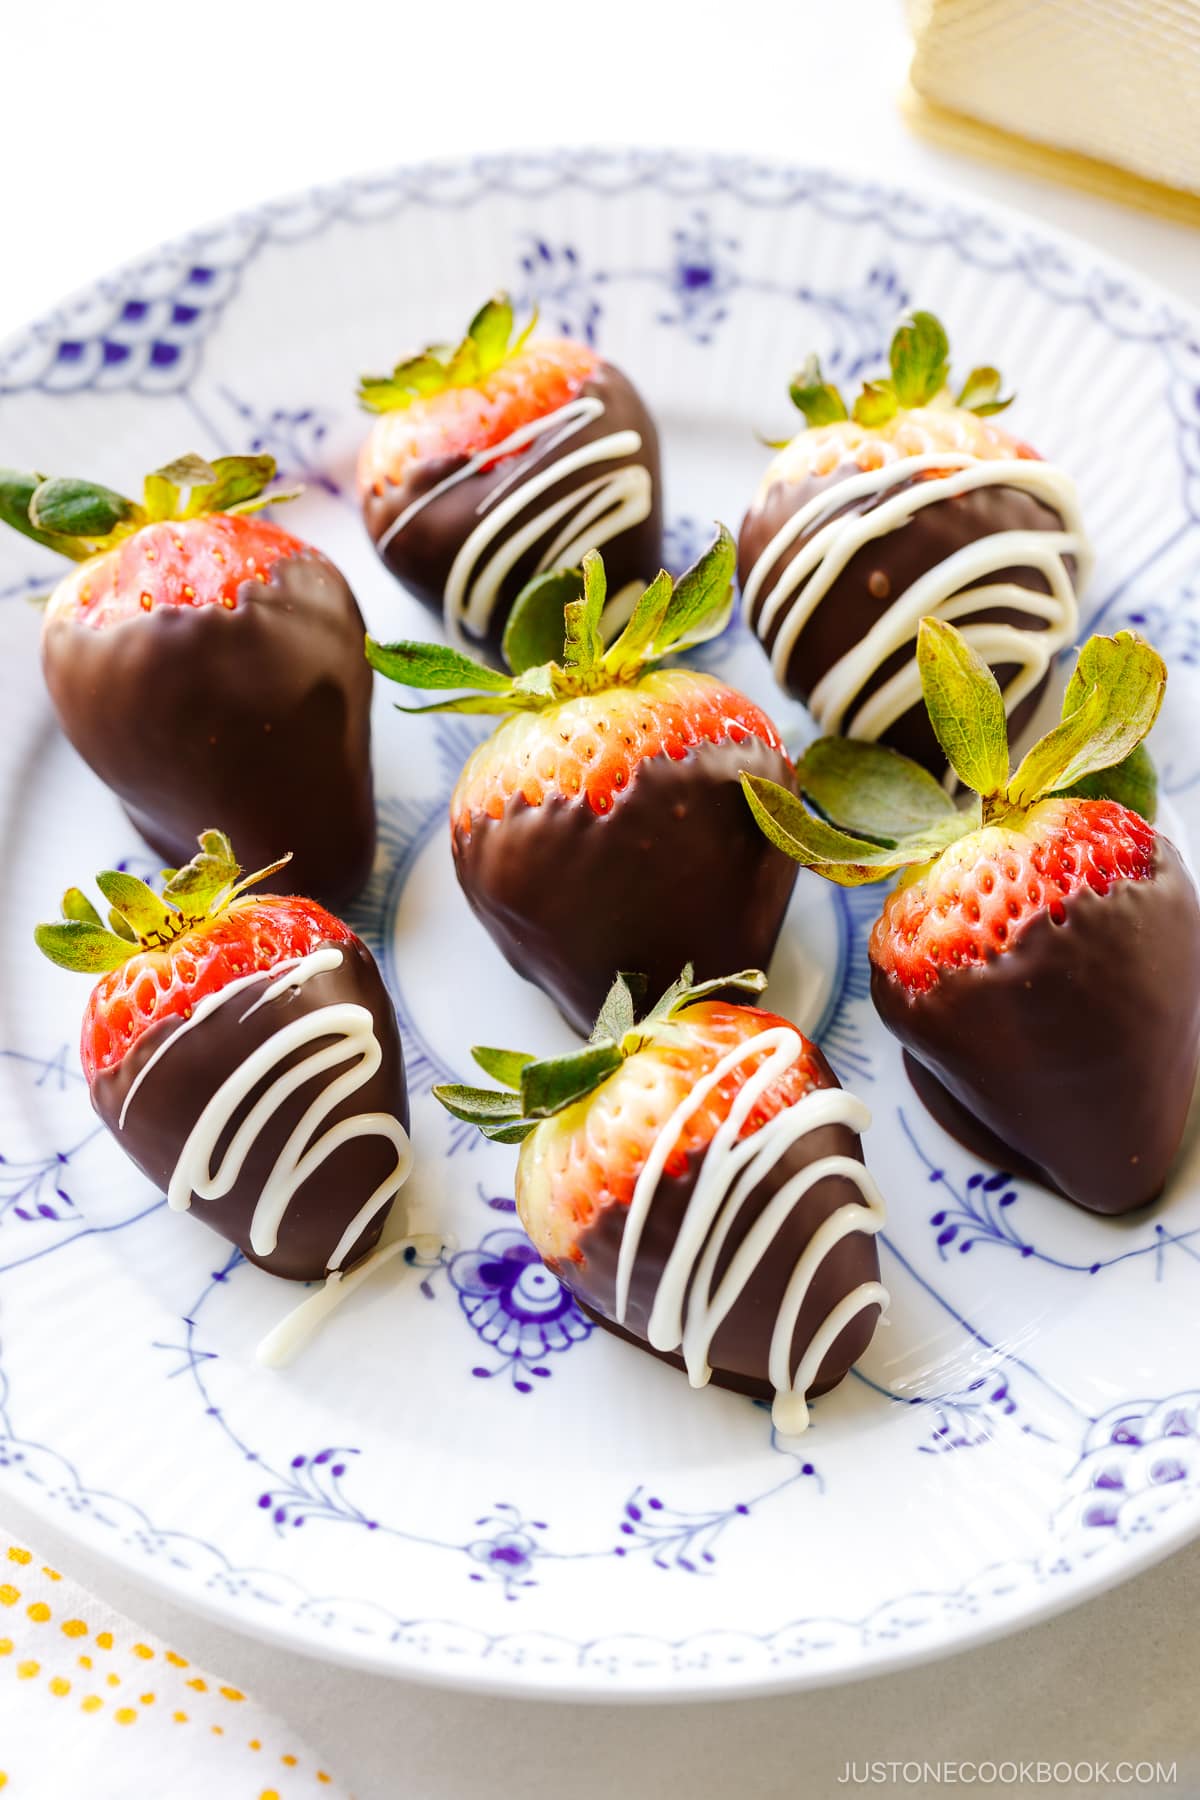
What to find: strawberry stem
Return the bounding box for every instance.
[741,621,1167,885]
[34,831,293,975]
[432,965,768,1140]
[366,525,737,717]
[0,454,298,565]
[357,292,538,414]
[786,310,1013,430]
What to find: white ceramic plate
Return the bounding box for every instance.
[1,149,1199,1701]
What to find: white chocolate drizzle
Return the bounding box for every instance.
[255,1225,445,1370]
[742,451,1090,740]
[374,394,652,650]
[119,947,413,1271]
[614,1028,888,1434]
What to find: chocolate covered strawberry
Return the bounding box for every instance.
[744,619,1200,1215]
[367,528,798,1034]
[436,967,886,1430]
[357,293,661,664]
[0,453,375,905]
[35,830,411,1280]
[738,310,1091,771]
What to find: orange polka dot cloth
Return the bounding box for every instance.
[0,1535,348,1798]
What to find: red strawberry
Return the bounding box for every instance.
[744,617,1200,1215]
[0,453,375,905]
[357,293,662,665]
[436,968,887,1431]
[737,310,1090,772]
[35,831,410,1280]
[367,529,799,1034]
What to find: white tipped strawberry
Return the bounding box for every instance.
[435,967,886,1432]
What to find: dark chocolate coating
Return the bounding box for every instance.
[362,362,663,666]
[93,937,409,1280]
[563,1044,882,1401]
[453,735,800,1037]
[872,839,1200,1215]
[42,552,375,908]
[737,465,1071,770]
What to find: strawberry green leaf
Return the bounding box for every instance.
[433,1084,526,1127]
[852,379,898,428]
[510,663,557,701]
[917,617,1010,800]
[358,357,449,413]
[392,692,534,717]
[152,452,217,488]
[471,1046,535,1089]
[467,294,514,372]
[788,356,848,427]
[604,568,673,677]
[890,311,951,407]
[799,736,956,844]
[957,366,1012,416]
[108,907,137,942]
[741,772,965,887]
[644,964,768,1023]
[95,871,183,944]
[162,828,241,914]
[29,477,142,540]
[143,453,218,521]
[365,638,513,693]
[642,962,696,1022]
[358,293,531,414]
[33,919,134,974]
[181,454,278,518]
[562,551,607,673]
[591,973,639,1044]
[0,470,96,559]
[1054,741,1157,821]
[61,886,103,928]
[656,524,736,652]
[227,853,292,905]
[1007,630,1166,808]
[519,1043,625,1117]
[742,775,912,875]
[502,567,582,673]
[667,969,768,1011]
[477,1118,540,1143]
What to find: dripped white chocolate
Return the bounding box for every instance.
[743,449,1090,740]
[120,947,412,1272]
[615,1028,887,1433]
[376,393,652,650]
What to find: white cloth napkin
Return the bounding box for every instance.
[0,1521,349,1799]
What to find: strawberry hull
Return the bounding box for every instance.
[92,936,409,1281]
[739,467,1072,770]
[453,734,799,1036]
[42,551,375,907]
[362,363,662,666]
[564,1098,882,1403]
[871,837,1200,1214]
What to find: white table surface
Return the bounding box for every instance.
[2,2,1198,1795]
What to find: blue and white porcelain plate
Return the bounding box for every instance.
[1,149,1198,1699]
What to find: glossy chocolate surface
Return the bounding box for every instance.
[93,937,409,1280]
[453,734,799,1037]
[565,1045,882,1400]
[42,552,375,908]
[738,466,1071,769]
[362,362,662,666]
[873,839,1200,1215]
